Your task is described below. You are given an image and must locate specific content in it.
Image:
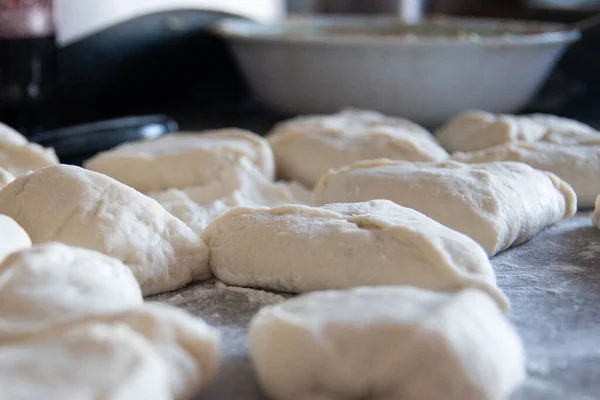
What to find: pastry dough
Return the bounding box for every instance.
[0,141,58,176]
[0,243,220,399]
[85,129,275,192]
[436,110,600,152]
[0,167,15,189]
[150,159,312,235]
[314,159,576,255]
[0,243,143,340]
[0,165,210,295]
[453,142,600,208]
[203,200,508,310]
[0,304,221,400]
[268,108,449,188]
[0,121,27,145]
[0,323,173,400]
[249,287,525,400]
[0,215,31,263]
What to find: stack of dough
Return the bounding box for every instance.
[0,165,211,296]
[0,122,58,177]
[203,199,509,311]
[149,158,312,235]
[85,129,275,192]
[249,286,525,400]
[314,159,577,255]
[453,143,600,208]
[436,110,600,152]
[0,243,221,400]
[268,108,449,188]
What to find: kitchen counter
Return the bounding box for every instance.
[152,212,600,400]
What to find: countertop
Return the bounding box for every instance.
[153,212,600,400]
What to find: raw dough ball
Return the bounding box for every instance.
[150,158,312,235]
[0,141,59,176]
[314,159,576,255]
[84,304,221,400]
[8,303,221,400]
[0,122,27,145]
[249,287,525,400]
[0,215,31,263]
[0,323,173,400]
[85,129,275,192]
[268,108,449,188]
[0,165,210,295]
[436,110,599,152]
[453,142,600,208]
[0,242,143,341]
[0,167,15,189]
[203,200,508,310]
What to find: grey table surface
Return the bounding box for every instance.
[153,212,600,400]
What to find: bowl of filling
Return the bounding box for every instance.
[215,16,580,126]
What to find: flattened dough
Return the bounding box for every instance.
[0,141,58,176]
[150,158,312,235]
[268,108,449,188]
[203,200,508,310]
[0,165,210,295]
[249,286,525,400]
[0,323,172,400]
[453,142,600,208]
[314,159,576,255]
[0,215,31,263]
[0,121,27,145]
[85,129,275,192]
[0,242,143,340]
[0,167,15,189]
[436,110,600,152]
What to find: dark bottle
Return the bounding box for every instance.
[0,0,58,136]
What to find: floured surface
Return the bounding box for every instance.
[152,213,600,400]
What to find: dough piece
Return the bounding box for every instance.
[436,110,600,152]
[0,242,143,340]
[85,129,275,192]
[0,215,31,263]
[0,165,210,295]
[268,108,449,188]
[0,167,15,189]
[6,303,221,400]
[0,141,59,176]
[0,121,27,145]
[0,323,173,400]
[249,286,525,400]
[202,200,508,310]
[453,142,600,208]
[150,158,312,235]
[314,159,576,255]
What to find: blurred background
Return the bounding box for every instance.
[1,0,599,160]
